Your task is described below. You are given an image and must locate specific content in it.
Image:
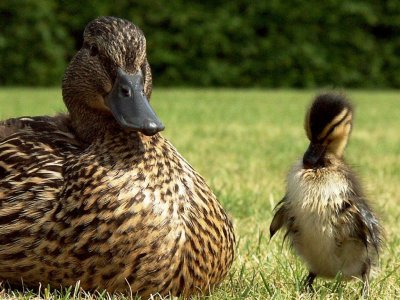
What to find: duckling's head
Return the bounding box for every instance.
[62,16,164,141]
[303,93,353,168]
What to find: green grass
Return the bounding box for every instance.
[0,88,399,299]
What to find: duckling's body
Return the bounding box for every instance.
[283,158,377,279]
[270,93,381,289]
[0,17,235,298]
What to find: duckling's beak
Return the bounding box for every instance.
[105,68,165,136]
[303,143,326,168]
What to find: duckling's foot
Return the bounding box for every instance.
[361,280,370,299]
[302,272,316,293]
[361,259,371,298]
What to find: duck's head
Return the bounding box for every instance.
[62,16,164,141]
[303,93,353,168]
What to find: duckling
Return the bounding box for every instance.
[0,17,235,298]
[270,93,382,292]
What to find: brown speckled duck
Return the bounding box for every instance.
[0,16,235,298]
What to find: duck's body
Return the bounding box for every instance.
[270,93,381,290]
[0,17,235,298]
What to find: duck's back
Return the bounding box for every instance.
[0,115,82,282]
[0,115,80,180]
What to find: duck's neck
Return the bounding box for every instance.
[65,100,154,147]
[68,109,109,145]
[86,129,164,175]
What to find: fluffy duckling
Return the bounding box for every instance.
[270,93,382,292]
[0,17,235,298]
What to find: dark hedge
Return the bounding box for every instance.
[1,0,400,87]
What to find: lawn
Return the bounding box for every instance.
[0,88,399,299]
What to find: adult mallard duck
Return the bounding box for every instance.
[270,93,382,294]
[0,16,235,298]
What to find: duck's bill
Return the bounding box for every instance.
[105,68,165,136]
[303,143,326,168]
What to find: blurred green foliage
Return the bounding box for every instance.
[1,0,400,87]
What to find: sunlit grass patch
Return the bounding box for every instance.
[0,88,398,299]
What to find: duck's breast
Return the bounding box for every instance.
[50,136,235,296]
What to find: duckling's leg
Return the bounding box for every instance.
[303,272,316,292]
[361,259,371,298]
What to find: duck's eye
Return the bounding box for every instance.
[89,44,99,57]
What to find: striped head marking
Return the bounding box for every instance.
[64,16,151,106]
[63,17,164,138]
[83,16,147,74]
[303,93,353,168]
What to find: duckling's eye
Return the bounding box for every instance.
[89,44,99,57]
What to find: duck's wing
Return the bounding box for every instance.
[269,196,288,239]
[337,197,382,255]
[0,114,79,145]
[352,199,382,254]
[0,115,81,252]
[0,114,81,178]
[341,169,382,254]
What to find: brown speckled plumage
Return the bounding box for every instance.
[0,16,235,298]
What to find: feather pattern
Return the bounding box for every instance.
[0,17,235,298]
